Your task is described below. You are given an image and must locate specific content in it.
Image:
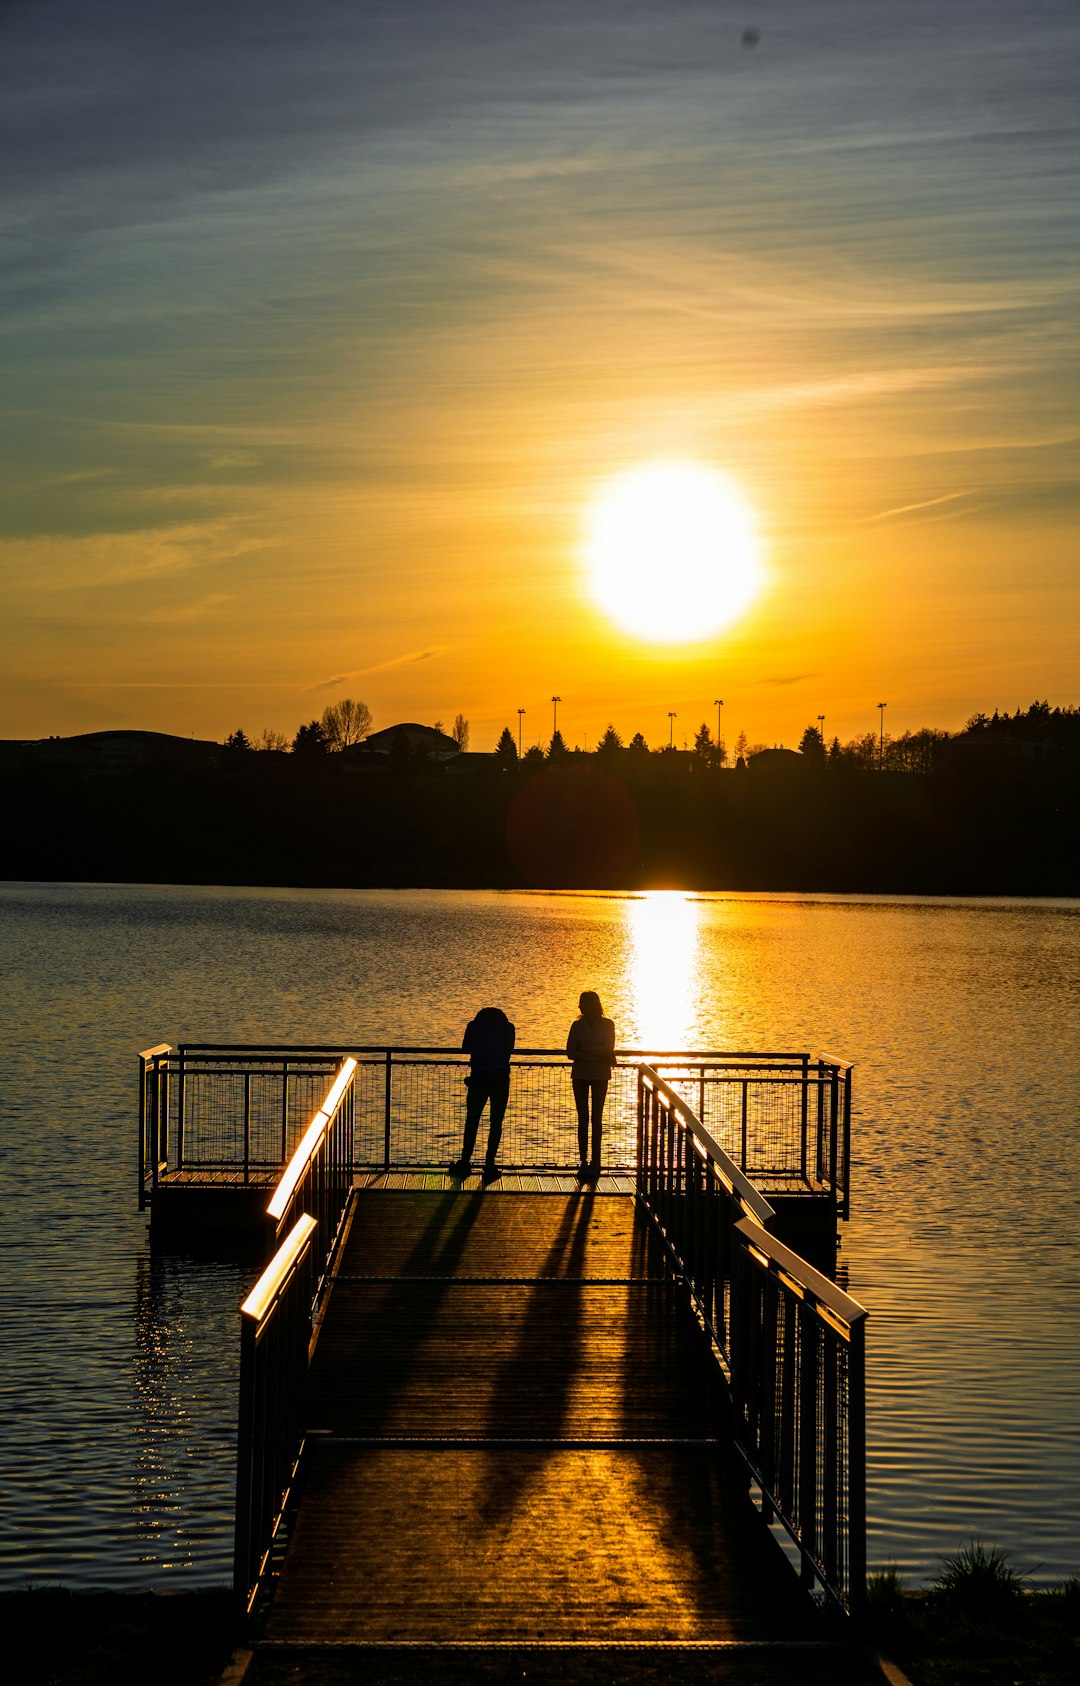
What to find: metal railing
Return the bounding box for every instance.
[220,1047,865,1617]
[266,1058,357,1302]
[234,1212,317,1612]
[138,1045,345,1205]
[651,1055,852,1217]
[730,1215,867,1615]
[636,1065,775,1356]
[634,1067,866,1616]
[233,1060,358,1611]
[139,1044,850,1205]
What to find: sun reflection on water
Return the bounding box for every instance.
[626,891,706,1050]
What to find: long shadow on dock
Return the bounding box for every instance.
[260,1189,878,1670]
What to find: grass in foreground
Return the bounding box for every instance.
[864,1544,1080,1686]
[6,1587,242,1686]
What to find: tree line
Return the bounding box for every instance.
[222,697,1079,780]
[223,699,470,756]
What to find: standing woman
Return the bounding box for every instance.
[566,990,616,1180]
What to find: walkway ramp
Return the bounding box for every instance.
[262,1190,826,1647]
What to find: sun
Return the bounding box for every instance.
[583,460,763,643]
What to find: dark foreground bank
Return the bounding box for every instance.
[6,1581,1080,1686]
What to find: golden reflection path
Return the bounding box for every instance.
[626,891,709,1049]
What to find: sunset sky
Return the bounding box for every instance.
[2,0,1077,752]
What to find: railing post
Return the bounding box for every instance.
[280,1060,290,1162]
[175,1051,184,1171]
[841,1066,851,1220]
[233,1311,258,1601]
[800,1054,808,1184]
[383,1049,393,1170]
[243,1070,251,1186]
[740,1077,749,1169]
[797,1302,819,1582]
[816,1062,826,1185]
[848,1314,867,1612]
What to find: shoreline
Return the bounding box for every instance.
[7,1581,1079,1686]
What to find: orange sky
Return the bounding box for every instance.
[2,2,1077,752]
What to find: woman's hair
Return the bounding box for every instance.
[578,990,603,1022]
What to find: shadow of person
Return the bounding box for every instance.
[476,1189,595,1528]
[307,1189,487,1438]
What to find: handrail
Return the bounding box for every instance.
[240,1212,318,1322]
[734,1214,866,1329]
[730,1214,868,1614]
[175,1041,830,1064]
[639,1065,775,1226]
[234,1213,317,1612]
[264,1059,357,1311]
[267,1057,358,1223]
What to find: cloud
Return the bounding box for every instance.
[868,490,974,523]
[202,450,260,471]
[0,521,261,596]
[309,647,450,691]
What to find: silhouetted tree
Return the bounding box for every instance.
[596,724,623,762]
[693,723,714,766]
[734,729,749,764]
[452,713,469,751]
[256,727,289,751]
[799,724,825,761]
[292,719,328,757]
[627,731,649,757]
[547,729,568,759]
[494,726,518,768]
[224,728,251,752]
[321,697,372,750]
[522,745,545,771]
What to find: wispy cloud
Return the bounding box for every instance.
[868,490,974,523]
[309,647,450,691]
[202,450,259,471]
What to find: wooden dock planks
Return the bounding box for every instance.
[265,1190,822,1646]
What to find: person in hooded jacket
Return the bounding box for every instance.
[450,1005,516,1184]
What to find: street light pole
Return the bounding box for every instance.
[517,708,525,757]
[877,701,887,768]
[551,695,561,740]
[714,698,723,751]
[818,712,825,751]
[668,711,676,748]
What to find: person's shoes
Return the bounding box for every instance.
[448,1159,470,1178]
[574,1161,590,1181]
[481,1162,501,1185]
[587,1160,601,1182]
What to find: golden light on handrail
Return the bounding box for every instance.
[640,1062,775,1227]
[241,1213,317,1323]
[266,1057,357,1223]
[320,1057,357,1120]
[735,1215,868,1331]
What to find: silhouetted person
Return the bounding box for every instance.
[450,1006,516,1184]
[566,990,616,1180]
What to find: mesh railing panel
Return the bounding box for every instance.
[170,1059,339,1171]
[731,1236,864,1613]
[142,1047,849,1193]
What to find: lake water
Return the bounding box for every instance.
[1,881,1078,1590]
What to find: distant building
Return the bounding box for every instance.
[746,747,806,778]
[344,722,460,761]
[5,730,221,770]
